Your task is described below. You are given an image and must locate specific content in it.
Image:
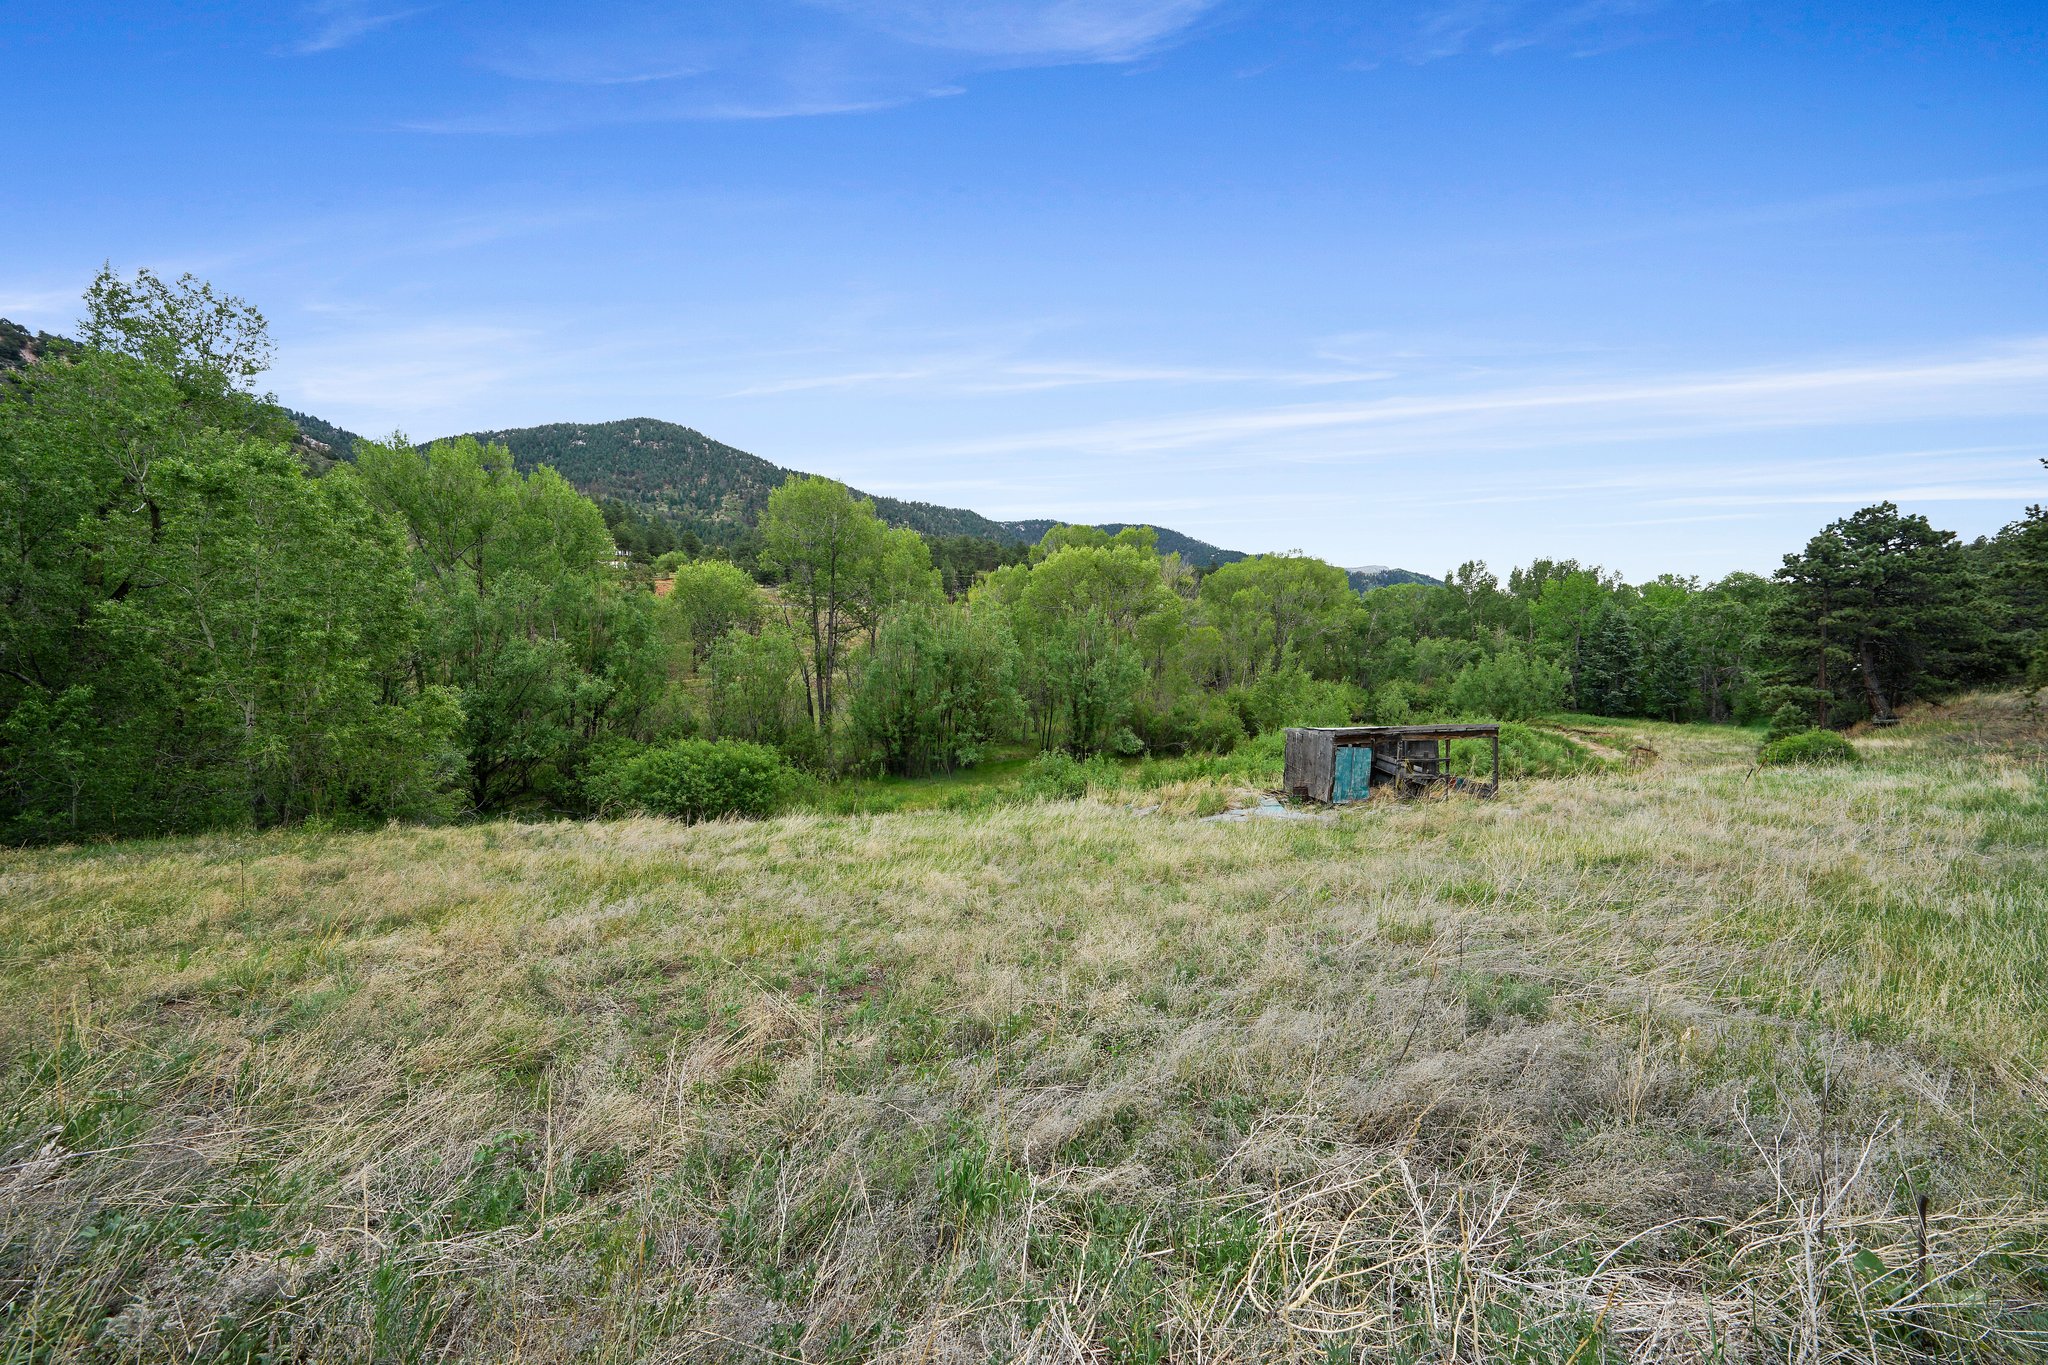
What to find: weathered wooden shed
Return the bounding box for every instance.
[1284,724,1501,803]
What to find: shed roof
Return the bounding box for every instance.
[1289,724,1501,738]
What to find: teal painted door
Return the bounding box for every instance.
[1333,746,1373,802]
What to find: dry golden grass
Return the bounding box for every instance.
[3,697,2046,1362]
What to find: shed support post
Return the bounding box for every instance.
[1491,732,1500,796]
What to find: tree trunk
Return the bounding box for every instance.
[1815,614,1831,729]
[1856,637,1894,722]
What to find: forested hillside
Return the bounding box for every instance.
[1348,565,1441,591]
[441,419,1254,566]
[0,318,71,372]
[282,407,361,464]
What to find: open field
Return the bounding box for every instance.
[4,697,2047,1362]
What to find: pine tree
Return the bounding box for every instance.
[1638,618,1697,720]
[1764,503,1984,727]
[1578,601,1643,716]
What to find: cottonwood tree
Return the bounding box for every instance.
[356,435,610,593]
[662,559,763,673]
[981,541,1179,753]
[849,605,1018,775]
[850,524,943,649]
[708,624,813,754]
[1687,572,1776,723]
[357,435,669,809]
[760,477,891,730]
[77,265,281,435]
[1196,554,1356,684]
[1445,647,1568,720]
[0,272,458,837]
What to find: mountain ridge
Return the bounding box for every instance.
[328,412,1439,581]
[1346,564,1443,591]
[430,417,1263,566]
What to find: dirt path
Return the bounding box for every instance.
[1540,724,1659,766]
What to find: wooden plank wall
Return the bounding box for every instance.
[1284,729,1335,802]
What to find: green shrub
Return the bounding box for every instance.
[1444,648,1569,721]
[585,739,796,822]
[1224,669,1365,737]
[1022,750,1118,801]
[1764,703,1809,744]
[707,627,812,757]
[1758,729,1860,767]
[848,606,1019,777]
[1129,693,1245,756]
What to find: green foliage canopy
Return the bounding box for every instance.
[0,273,459,838]
[849,606,1019,776]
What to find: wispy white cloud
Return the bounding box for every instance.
[273,321,552,430]
[811,0,1221,60]
[1479,168,2048,256]
[1347,447,2040,508]
[1376,0,1673,65]
[0,284,89,328]
[729,356,1390,396]
[1655,484,2047,508]
[901,339,2048,461]
[290,0,422,55]
[400,0,1218,130]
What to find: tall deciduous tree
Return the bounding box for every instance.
[662,559,764,673]
[989,542,1178,753]
[707,623,812,753]
[1689,573,1776,723]
[357,435,667,809]
[760,477,906,730]
[1196,554,1356,684]
[356,435,610,593]
[0,272,459,838]
[850,605,1018,776]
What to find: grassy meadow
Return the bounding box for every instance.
[3,696,2047,1362]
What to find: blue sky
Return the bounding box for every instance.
[6,1,2045,577]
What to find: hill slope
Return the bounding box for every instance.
[434,417,1254,565]
[282,408,362,463]
[1347,565,1443,591]
[443,418,1030,544]
[0,318,72,372]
